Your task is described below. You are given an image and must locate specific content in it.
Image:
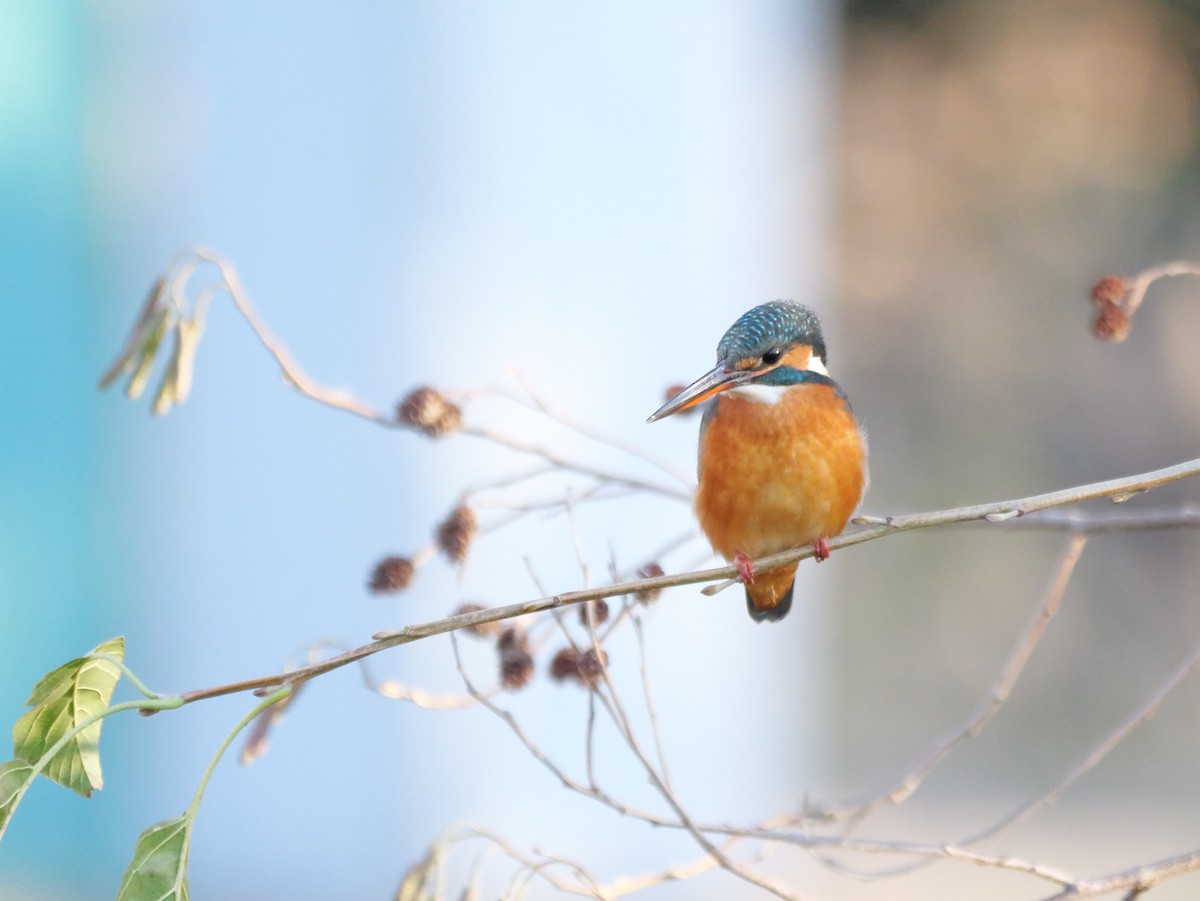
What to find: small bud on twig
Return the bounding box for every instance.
[396,386,463,438]
[452,603,502,639]
[368,555,415,594]
[436,505,477,564]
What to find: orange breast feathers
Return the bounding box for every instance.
[694,383,867,565]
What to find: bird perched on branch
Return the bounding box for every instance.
[648,302,867,622]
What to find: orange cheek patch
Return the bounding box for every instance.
[779,345,812,371]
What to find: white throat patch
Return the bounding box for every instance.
[726,354,829,405]
[727,382,787,405]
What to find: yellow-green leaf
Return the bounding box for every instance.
[0,759,35,842]
[152,316,205,416]
[12,637,125,797]
[99,277,167,390]
[125,307,172,401]
[115,816,190,901]
[395,844,441,901]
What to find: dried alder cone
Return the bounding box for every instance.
[396,386,463,437]
[549,646,608,687]
[367,555,415,594]
[1089,274,1132,342]
[436,504,477,564]
[498,628,534,690]
[578,599,609,627]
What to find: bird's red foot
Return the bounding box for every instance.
[734,552,755,585]
[814,537,831,562]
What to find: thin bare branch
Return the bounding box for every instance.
[1040,845,1200,899]
[448,633,678,829]
[632,614,673,792]
[964,633,1200,846]
[837,534,1089,831]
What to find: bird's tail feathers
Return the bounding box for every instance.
[744,565,797,622]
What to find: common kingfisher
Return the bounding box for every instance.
[647,302,867,622]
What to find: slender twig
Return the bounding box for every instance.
[506,370,696,488]
[581,628,805,900]
[449,633,678,828]
[1040,845,1200,899]
[585,689,599,790]
[186,247,396,425]
[855,505,1200,533]
[459,825,607,899]
[461,423,691,502]
[1123,260,1200,320]
[963,634,1200,847]
[632,614,673,792]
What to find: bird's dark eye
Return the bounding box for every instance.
[761,348,782,366]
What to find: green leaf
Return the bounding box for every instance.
[115,816,190,901]
[12,637,125,797]
[0,759,35,842]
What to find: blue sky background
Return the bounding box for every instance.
[0,4,836,898]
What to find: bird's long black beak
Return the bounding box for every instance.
[647,363,747,423]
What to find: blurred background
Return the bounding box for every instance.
[4,1,1200,898]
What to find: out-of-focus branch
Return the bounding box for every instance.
[965,632,1200,847]
[1042,846,1200,899]
[837,533,1089,833]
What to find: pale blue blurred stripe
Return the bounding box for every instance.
[1,4,833,898]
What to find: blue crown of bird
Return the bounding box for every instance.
[648,301,867,622]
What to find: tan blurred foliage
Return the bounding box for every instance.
[821,4,1200,893]
[841,0,1198,310]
